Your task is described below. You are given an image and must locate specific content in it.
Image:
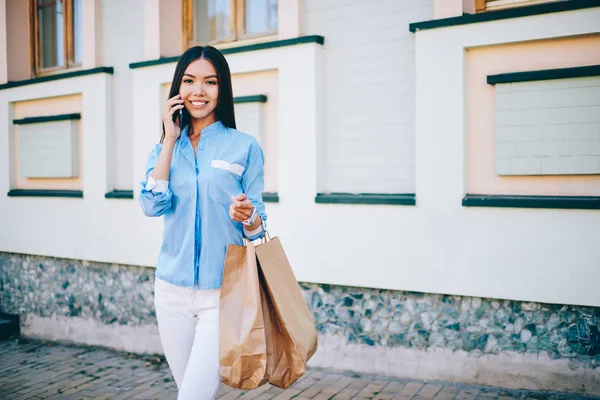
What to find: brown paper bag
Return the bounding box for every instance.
[255,235,319,389]
[219,241,268,390]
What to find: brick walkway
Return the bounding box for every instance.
[0,338,595,400]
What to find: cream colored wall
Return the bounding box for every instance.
[12,95,83,190]
[0,0,7,84]
[434,0,463,18]
[159,0,183,57]
[6,0,31,81]
[82,0,102,69]
[101,0,144,191]
[466,35,600,196]
[232,70,278,193]
[279,0,302,39]
[144,0,161,60]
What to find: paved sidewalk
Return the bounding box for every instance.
[0,338,596,400]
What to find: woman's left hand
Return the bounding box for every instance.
[229,194,253,222]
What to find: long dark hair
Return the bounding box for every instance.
[160,46,236,143]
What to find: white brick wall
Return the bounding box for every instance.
[304,0,433,194]
[102,0,145,189]
[495,76,600,176]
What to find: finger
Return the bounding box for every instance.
[230,203,251,216]
[230,204,250,218]
[229,205,245,219]
[230,195,252,208]
[234,210,251,220]
[235,193,247,201]
[167,104,185,118]
[230,196,244,207]
[237,201,253,209]
[230,211,244,222]
[166,96,184,108]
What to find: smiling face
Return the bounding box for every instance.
[179,58,219,124]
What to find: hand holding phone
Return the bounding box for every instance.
[162,94,184,140]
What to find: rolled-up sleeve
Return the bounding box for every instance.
[241,140,267,240]
[139,144,173,217]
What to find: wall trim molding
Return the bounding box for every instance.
[234,95,268,104]
[0,67,114,90]
[263,192,279,203]
[104,190,275,201]
[315,193,416,206]
[487,64,600,85]
[13,113,82,125]
[462,194,600,210]
[409,0,600,33]
[7,190,84,198]
[129,35,326,69]
[105,190,134,200]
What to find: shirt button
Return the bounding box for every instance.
[199,145,205,151]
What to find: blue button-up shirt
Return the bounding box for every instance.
[139,121,267,290]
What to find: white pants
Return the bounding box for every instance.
[154,278,221,400]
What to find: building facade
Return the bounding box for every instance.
[1,0,599,395]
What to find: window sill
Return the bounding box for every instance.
[0,67,114,90]
[13,113,81,125]
[409,0,600,33]
[462,194,600,210]
[129,35,325,69]
[102,191,278,202]
[105,190,134,199]
[263,192,279,203]
[8,189,83,198]
[315,193,416,206]
[34,64,84,78]
[234,95,268,104]
[487,64,600,85]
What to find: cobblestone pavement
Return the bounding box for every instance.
[0,338,597,400]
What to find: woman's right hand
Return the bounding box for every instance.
[163,94,185,140]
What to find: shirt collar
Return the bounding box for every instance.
[183,120,227,139]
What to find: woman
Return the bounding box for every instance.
[139,46,267,399]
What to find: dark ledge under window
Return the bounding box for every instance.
[105,190,134,199]
[409,0,600,33]
[129,35,325,69]
[487,64,600,85]
[263,192,279,203]
[234,95,267,104]
[13,113,81,125]
[316,193,416,206]
[8,189,83,198]
[462,194,600,210]
[103,191,278,201]
[0,67,114,91]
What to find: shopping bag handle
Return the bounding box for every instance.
[261,230,272,243]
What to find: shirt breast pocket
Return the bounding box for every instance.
[208,160,244,206]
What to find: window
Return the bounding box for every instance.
[183,0,278,46]
[475,0,566,12]
[32,0,83,74]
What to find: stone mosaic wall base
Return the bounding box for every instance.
[1,252,599,395]
[300,283,600,370]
